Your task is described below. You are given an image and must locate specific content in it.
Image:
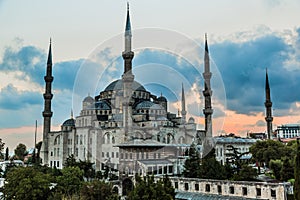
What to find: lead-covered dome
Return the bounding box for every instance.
[104,79,146,92]
[62,118,75,127]
[135,101,164,110]
[83,95,94,103]
[157,96,167,102]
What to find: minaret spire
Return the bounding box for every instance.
[205,33,209,53]
[181,83,186,124]
[125,2,131,37]
[202,34,213,138]
[41,38,54,165]
[265,69,273,139]
[122,3,135,140]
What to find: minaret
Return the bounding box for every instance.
[265,69,273,139]
[202,34,213,138]
[122,3,134,140]
[41,39,54,165]
[181,83,187,124]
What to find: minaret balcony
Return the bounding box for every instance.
[264,101,273,107]
[265,116,273,121]
[43,93,53,99]
[44,76,54,82]
[122,51,134,59]
[43,111,53,117]
[203,108,213,115]
[202,90,212,96]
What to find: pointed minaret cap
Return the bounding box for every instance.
[71,109,74,119]
[265,68,270,91]
[47,38,52,65]
[125,2,131,36]
[205,33,209,53]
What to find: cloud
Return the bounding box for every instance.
[0,84,42,110]
[0,45,83,91]
[255,120,266,127]
[211,32,300,115]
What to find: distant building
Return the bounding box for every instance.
[0,160,24,174]
[214,136,257,165]
[248,132,266,139]
[276,124,300,139]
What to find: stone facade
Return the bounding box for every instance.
[42,5,200,172]
[155,176,292,200]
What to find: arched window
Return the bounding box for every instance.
[103,133,110,144]
[157,134,161,142]
[112,136,115,144]
[107,133,110,144]
[54,135,60,145]
[167,134,173,144]
[178,136,185,144]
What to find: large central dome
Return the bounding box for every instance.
[104,79,146,92]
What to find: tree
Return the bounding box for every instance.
[250,140,286,169]
[269,159,282,180]
[64,154,77,167]
[3,166,52,200]
[0,138,5,159]
[128,175,175,200]
[64,155,95,181]
[55,166,83,199]
[280,157,294,181]
[226,145,249,174]
[233,164,257,181]
[35,141,42,164]
[183,143,201,178]
[5,147,9,160]
[294,139,300,200]
[14,143,27,161]
[80,180,119,200]
[199,149,226,180]
[78,160,95,181]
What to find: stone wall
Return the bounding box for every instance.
[155,176,291,200]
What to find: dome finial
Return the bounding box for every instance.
[71,109,73,119]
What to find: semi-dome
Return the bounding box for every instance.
[104,79,146,92]
[62,118,75,127]
[136,101,163,110]
[95,100,111,110]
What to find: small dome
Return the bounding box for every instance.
[62,118,75,127]
[188,117,195,124]
[136,101,163,110]
[157,96,167,102]
[104,79,146,92]
[83,95,94,103]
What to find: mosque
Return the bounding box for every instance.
[40,5,213,174]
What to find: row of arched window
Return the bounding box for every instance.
[102,133,116,144]
[156,134,185,144]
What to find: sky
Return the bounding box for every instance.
[1,0,300,150]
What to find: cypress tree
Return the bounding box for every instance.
[183,143,201,178]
